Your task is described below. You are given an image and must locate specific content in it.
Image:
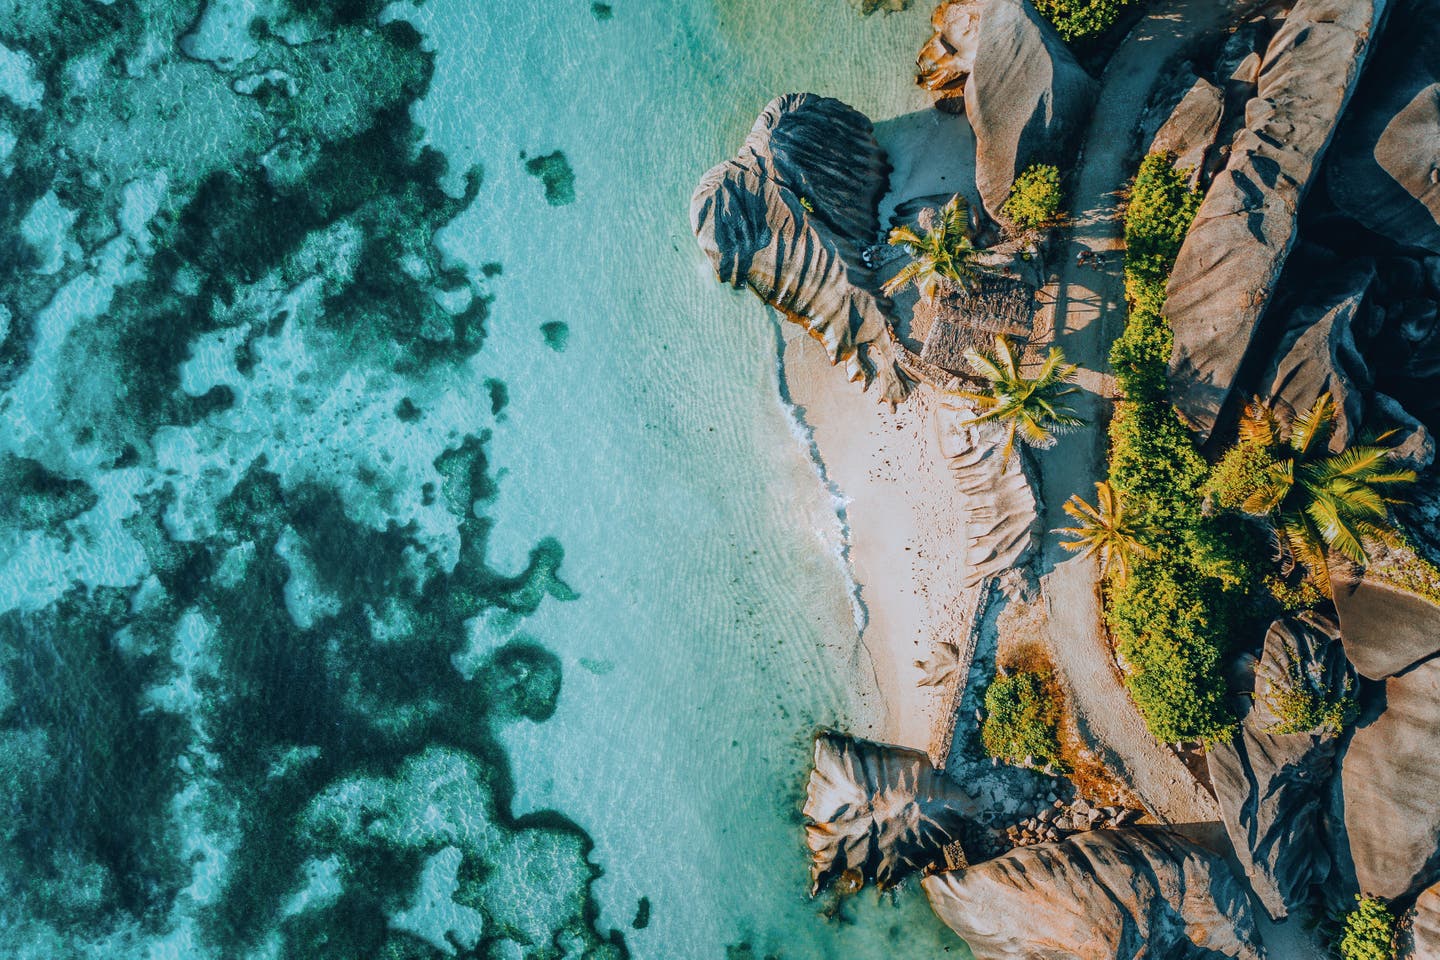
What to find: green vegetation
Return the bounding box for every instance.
[1032,0,1135,41]
[951,335,1084,461]
[883,194,978,301]
[1207,396,1415,596]
[1333,896,1398,960]
[1058,481,1152,585]
[981,670,1065,770]
[1260,642,1357,736]
[1002,164,1064,233]
[1106,154,1254,746]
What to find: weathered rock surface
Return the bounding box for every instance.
[804,731,973,894]
[1264,260,1376,452]
[1399,880,1440,959]
[691,93,911,403]
[1208,614,1350,920]
[916,0,1097,222]
[1146,73,1224,184]
[1333,578,1440,680]
[932,394,1040,588]
[1342,654,1440,901]
[922,827,1264,960]
[1327,0,1440,255]
[1165,0,1391,440]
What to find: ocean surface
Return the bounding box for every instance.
[0,2,966,957]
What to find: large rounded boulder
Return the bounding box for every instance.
[803,731,974,894]
[1341,654,1440,901]
[916,0,1096,224]
[691,93,911,403]
[921,827,1264,959]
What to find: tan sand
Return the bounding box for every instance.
[780,326,976,753]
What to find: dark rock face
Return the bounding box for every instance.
[921,827,1264,960]
[1327,0,1440,255]
[1342,654,1440,901]
[916,0,1096,223]
[1356,255,1440,432]
[1264,260,1376,451]
[803,731,973,894]
[1399,880,1440,959]
[1208,615,1350,920]
[1334,580,1440,680]
[1166,0,1391,440]
[691,93,911,403]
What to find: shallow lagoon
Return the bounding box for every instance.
[0,1,965,957]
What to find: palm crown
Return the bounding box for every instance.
[1236,395,1415,593]
[950,334,1084,462]
[881,194,978,301]
[1058,481,1152,584]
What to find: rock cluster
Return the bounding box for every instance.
[1326,0,1440,256]
[803,731,975,894]
[1165,0,1391,440]
[1002,796,1137,847]
[1140,15,1273,190]
[691,93,911,403]
[922,827,1265,960]
[1208,614,1350,920]
[916,0,1097,223]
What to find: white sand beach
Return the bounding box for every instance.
[781,327,978,753]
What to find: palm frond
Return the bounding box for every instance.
[881,259,926,296]
[1238,398,1279,448]
[1289,394,1336,458]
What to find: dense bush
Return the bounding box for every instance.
[1333,896,1397,960]
[1105,154,1253,745]
[1002,164,1064,232]
[981,670,1065,769]
[1032,0,1134,41]
[1123,154,1203,304]
[1205,441,1280,512]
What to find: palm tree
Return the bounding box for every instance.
[949,334,1085,461]
[1057,481,1151,584]
[881,194,978,301]
[1238,394,1415,594]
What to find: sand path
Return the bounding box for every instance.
[1031,0,1263,827]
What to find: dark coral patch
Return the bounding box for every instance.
[523,150,576,206]
[541,320,570,352]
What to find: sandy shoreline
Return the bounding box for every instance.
[780,327,978,753]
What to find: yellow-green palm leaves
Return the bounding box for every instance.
[1237,395,1415,593]
[1058,481,1151,584]
[881,194,978,301]
[950,335,1084,461]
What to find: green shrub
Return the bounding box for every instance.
[1333,896,1397,960]
[1205,441,1280,512]
[1104,152,1254,746]
[1261,642,1357,736]
[1002,164,1064,232]
[981,670,1065,769]
[1031,0,1133,41]
[1124,154,1202,299]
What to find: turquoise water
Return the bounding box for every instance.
[0,2,965,957]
